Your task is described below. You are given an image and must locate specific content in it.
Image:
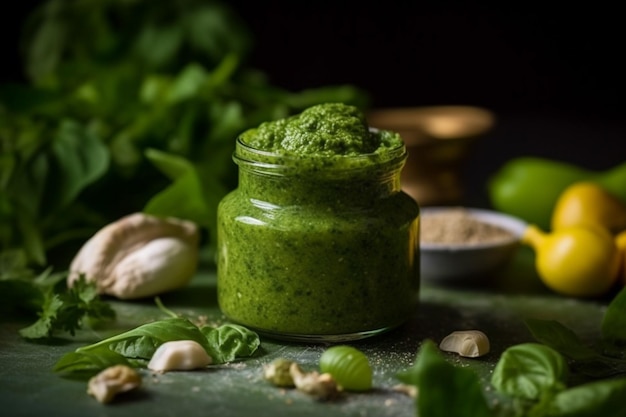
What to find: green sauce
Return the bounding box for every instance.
[217,103,420,341]
[241,102,402,157]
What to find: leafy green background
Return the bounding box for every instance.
[0,0,369,274]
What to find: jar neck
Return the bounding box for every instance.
[238,168,403,206]
[234,138,407,206]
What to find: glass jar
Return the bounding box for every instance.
[216,137,420,342]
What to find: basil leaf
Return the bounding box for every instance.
[76,317,210,362]
[45,120,110,212]
[11,119,109,217]
[144,148,227,243]
[53,350,131,380]
[396,339,492,417]
[166,63,209,104]
[180,3,251,64]
[525,317,626,378]
[491,343,568,401]
[529,377,626,417]
[601,286,626,346]
[134,23,184,70]
[524,318,599,360]
[201,324,260,364]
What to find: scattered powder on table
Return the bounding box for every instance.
[421,208,515,245]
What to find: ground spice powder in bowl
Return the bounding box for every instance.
[421,208,516,245]
[420,207,527,284]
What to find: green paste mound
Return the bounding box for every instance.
[240,103,402,157]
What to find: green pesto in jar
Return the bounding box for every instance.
[241,102,403,157]
[217,103,420,342]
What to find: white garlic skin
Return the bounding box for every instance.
[148,340,212,373]
[439,330,490,358]
[68,212,199,299]
[107,236,197,299]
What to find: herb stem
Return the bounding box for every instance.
[154,296,179,318]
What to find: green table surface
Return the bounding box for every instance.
[0,247,610,417]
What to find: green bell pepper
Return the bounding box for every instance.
[488,157,626,230]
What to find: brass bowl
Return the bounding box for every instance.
[367,106,495,206]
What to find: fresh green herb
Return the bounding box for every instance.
[1,0,369,275]
[528,377,626,417]
[394,283,626,416]
[201,323,261,364]
[143,147,224,239]
[396,339,626,417]
[1,252,115,340]
[524,293,626,379]
[157,297,261,363]
[491,343,568,402]
[490,345,620,417]
[154,295,178,318]
[492,297,626,416]
[0,116,110,266]
[601,286,626,347]
[53,299,261,378]
[0,254,115,341]
[52,350,132,381]
[18,273,115,340]
[524,319,599,361]
[75,317,211,362]
[396,339,492,417]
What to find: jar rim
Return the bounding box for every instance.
[234,136,407,176]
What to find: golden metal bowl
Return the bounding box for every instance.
[367,106,495,206]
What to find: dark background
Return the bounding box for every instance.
[2,2,625,206]
[234,5,625,120]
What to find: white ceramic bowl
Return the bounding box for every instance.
[420,207,528,285]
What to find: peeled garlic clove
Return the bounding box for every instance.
[87,365,142,404]
[148,340,212,373]
[106,236,197,299]
[439,330,490,358]
[68,212,199,299]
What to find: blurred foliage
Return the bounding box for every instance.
[0,0,370,273]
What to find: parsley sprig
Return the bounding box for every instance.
[1,253,115,340]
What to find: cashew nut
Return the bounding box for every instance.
[147,340,212,373]
[392,383,419,398]
[264,358,296,387]
[439,330,490,357]
[87,365,142,404]
[289,362,340,401]
[68,212,199,299]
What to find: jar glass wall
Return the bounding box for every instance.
[217,136,420,342]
